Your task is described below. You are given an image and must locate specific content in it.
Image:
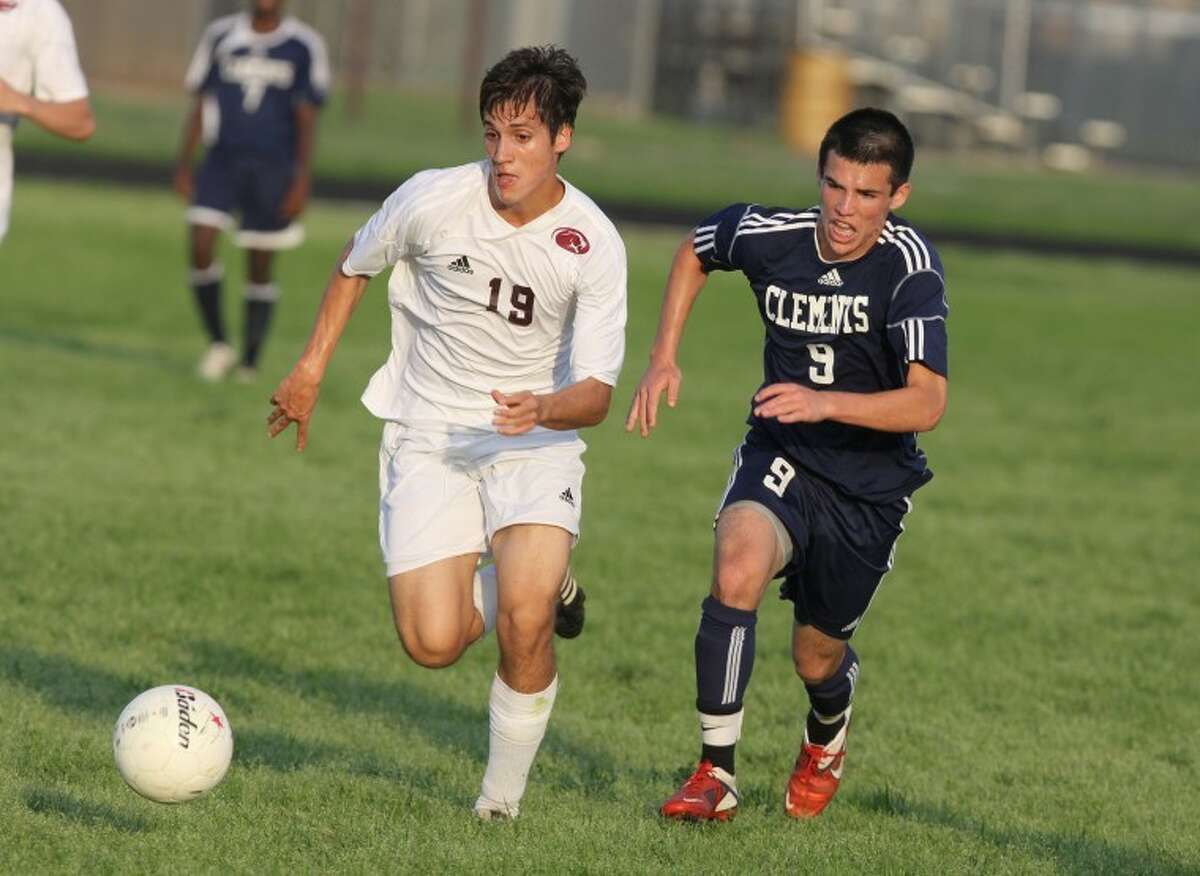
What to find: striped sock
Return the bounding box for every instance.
[559,568,578,604]
[805,646,858,746]
[694,596,757,775]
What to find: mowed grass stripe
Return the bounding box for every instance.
[1,181,1197,873]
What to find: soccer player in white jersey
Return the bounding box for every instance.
[0,0,94,245]
[267,46,626,819]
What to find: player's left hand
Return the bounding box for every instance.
[753,383,833,424]
[280,176,311,220]
[492,389,541,435]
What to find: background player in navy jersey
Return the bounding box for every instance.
[174,0,329,381]
[626,108,948,821]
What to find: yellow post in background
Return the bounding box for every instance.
[780,49,853,156]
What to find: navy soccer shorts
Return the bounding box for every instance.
[188,147,302,249]
[717,429,910,640]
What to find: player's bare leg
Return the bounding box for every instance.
[189,223,235,380]
[786,623,856,818]
[474,523,569,820]
[661,504,785,821]
[388,552,484,668]
[240,248,279,380]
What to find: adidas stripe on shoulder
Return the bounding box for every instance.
[733,206,818,242]
[880,221,938,276]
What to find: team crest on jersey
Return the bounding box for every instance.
[553,227,589,255]
[219,53,296,112]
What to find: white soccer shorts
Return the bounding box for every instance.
[377,422,585,576]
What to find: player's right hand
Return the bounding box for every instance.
[624,360,682,438]
[268,368,321,452]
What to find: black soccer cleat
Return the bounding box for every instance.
[555,571,586,639]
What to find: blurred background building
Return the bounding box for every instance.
[62,0,1200,168]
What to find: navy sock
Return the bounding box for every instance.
[701,742,735,775]
[192,279,225,344]
[243,299,275,368]
[695,595,757,774]
[804,645,858,746]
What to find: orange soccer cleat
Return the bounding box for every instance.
[660,760,739,822]
[785,713,851,818]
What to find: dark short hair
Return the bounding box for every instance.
[479,46,587,138]
[818,108,915,190]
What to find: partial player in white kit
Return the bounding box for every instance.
[0,0,94,244]
[268,46,626,819]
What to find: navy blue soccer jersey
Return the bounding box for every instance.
[694,203,948,504]
[185,13,329,160]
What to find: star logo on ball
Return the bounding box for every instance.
[211,714,224,729]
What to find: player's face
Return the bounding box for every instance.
[484,100,572,223]
[251,0,284,17]
[816,152,911,262]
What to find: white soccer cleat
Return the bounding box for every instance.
[197,342,237,382]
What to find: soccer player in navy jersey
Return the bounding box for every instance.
[173,0,329,381]
[626,108,948,821]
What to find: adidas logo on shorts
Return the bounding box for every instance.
[448,255,473,274]
[559,487,575,507]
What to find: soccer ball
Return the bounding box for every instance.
[112,685,234,803]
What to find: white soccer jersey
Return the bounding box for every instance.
[343,160,627,442]
[0,0,89,241]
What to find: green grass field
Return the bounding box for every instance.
[16,87,1200,251]
[1,180,1198,874]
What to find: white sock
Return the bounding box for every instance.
[472,564,498,636]
[698,708,743,748]
[474,673,558,818]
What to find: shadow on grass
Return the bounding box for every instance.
[23,788,150,834]
[234,727,345,772]
[0,325,181,371]
[0,641,622,807]
[848,786,1191,875]
[187,639,621,799]
[0,644,490,812]
[0,645,146,718]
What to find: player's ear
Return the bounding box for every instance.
[889,181,912,211]
[553,124,573,158]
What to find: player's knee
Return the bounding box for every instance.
[793,642,846,685]
[394,623,465,669]
[496,602,553,653]
[711,558,765,611]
